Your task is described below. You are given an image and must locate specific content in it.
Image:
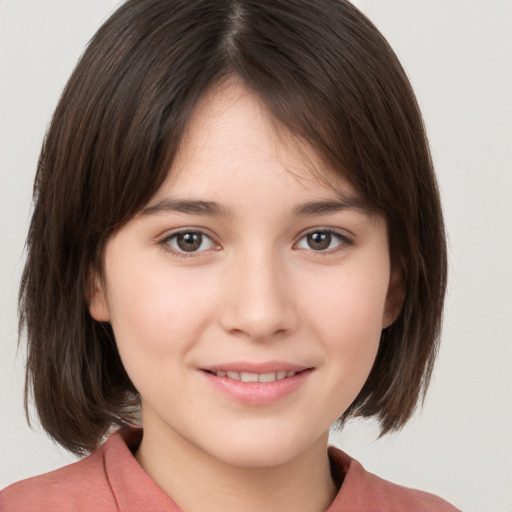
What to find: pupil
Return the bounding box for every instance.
[177,232,202,252]
[308,232,331,250]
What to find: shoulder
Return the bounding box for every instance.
[328,447,461,512]
[0,433,123,512]
[0,428,176,512]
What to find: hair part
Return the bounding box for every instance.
[20,0,447,454]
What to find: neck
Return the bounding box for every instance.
[136,421,337,512]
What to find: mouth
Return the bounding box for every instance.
[204,369,304,383]
[200,364,313,405]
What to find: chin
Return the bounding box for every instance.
[200,427,326,469]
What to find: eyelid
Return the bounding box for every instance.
[158,228,221,258]
[156,226,354,258]
[294,227,354,253]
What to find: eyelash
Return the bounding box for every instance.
[157,227,354,258]
[296,228,354,254]
[158,228,219,259]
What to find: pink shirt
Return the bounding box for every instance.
[0,429,459,511]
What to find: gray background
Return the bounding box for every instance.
[1,1,511,511]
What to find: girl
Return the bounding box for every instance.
[1,1,459,510]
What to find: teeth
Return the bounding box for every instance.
[214,370,299,382]
[240,372,259,382]
[259,372,277,383]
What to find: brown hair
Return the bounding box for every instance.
[20,0,447,455]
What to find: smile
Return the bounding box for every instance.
[202,366,312,405]
[208,370,299,382]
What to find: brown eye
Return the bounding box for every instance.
[296,230,349,252]
[307,232,332,250]
[167,231,215,253]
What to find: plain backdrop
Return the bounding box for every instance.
[1,1,511,511]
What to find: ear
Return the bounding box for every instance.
[88,269,111,322]
[382,266,405,329]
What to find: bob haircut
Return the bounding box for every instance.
[20,0,447,455]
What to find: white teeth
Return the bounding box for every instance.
[259,372,277,383]
[214,370,300,382]
[240,372,259,382]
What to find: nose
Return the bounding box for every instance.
[219,250,298,341]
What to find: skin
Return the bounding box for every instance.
[90,78,401,512]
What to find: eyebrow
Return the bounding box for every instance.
[141,195,370,218]
[292,196,371,216]
[141,199,235,218]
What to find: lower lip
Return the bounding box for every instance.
[201,370,312,406]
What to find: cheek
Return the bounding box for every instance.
[304,263,389,335]
[301,263,389,380]
[313,286,384,419]
[105,260,216,367]
[104,266,220,408]
[320,294,382,381]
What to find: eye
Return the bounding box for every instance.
[296,229,351,252]
[163,230,217,254]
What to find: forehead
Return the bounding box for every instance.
[154,77,364,207]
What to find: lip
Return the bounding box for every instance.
[202,361,309,374]
[200,362,313,406]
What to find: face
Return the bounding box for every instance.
[90,79,399,468]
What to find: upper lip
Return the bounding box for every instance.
[201,361,312,374]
